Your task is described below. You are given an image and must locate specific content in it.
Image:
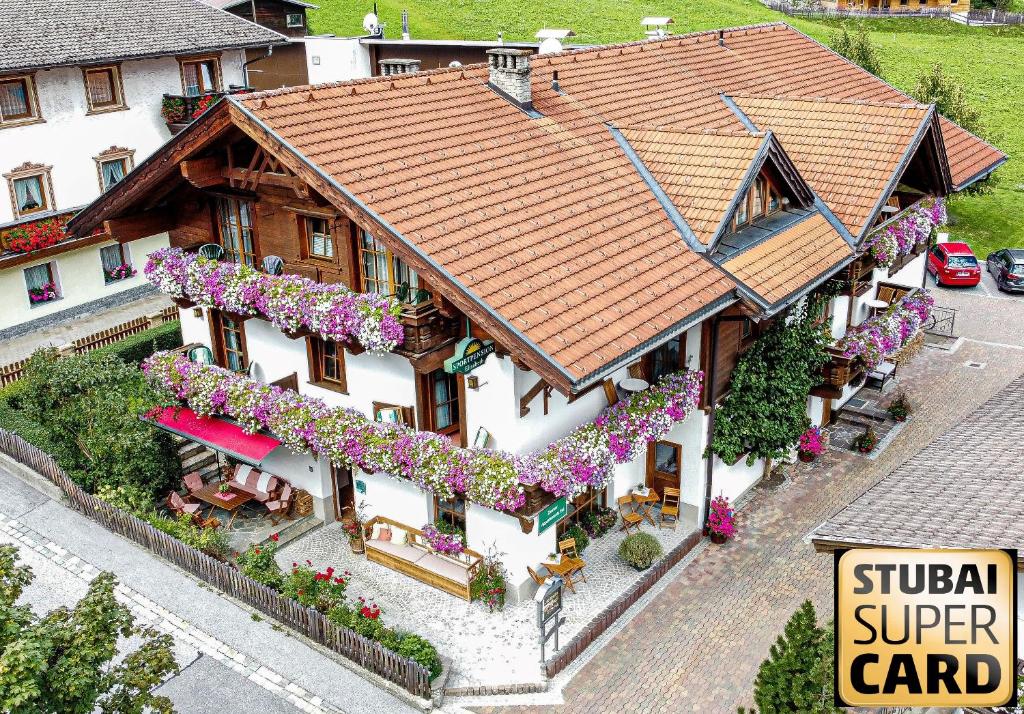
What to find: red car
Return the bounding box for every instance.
[927,242,981,287]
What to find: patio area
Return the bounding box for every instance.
[276,504,699,690]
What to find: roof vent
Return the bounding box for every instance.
[401,9,410,40]
[486,48,533,108]
[378,58,422,76]
[718,29,725,47]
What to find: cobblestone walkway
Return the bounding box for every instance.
[472,331,1024,712]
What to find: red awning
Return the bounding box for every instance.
[153,407,281,465]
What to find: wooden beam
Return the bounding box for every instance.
[180,157,224,188]
[519,377,547,418]
[221,166,303,190]
[103,208,172,243]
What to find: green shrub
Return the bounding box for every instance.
[144,512,230,560]
[236,538,284,589]
[95,484,155,514]
[94,320,182,366]
[282,562,348,612]
[398,633,442,679]
[564,523,589,554]
[618,532,663,570]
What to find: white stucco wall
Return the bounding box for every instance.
[356,469,431,527]
[466,502,556,602]
[304,37,371,84]
[0,233,167,330]
[0,51,246,225]
[259,448,334,519]
[887,253,927,289]
[711,454,764,505]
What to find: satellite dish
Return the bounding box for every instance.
[448,61,463,68]
[538,37,563,55]
[362,12,380,36]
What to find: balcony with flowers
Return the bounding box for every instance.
[811,289,935,399]
[161,92,225,134]
[0,210,110,269]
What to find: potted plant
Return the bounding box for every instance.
[160,96,186,124]
[887,391,911,422]
[706,495,735,544]
[218,482,230,494]
[797,425,825,463]
[342,500,368,555]
[853,427,879,454]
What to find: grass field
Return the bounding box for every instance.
[308,3,1022,256]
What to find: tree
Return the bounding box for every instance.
[829,27,883,78]
[708,292,833,466]
[749,600,839,714]
[913,64,984,137]
[14,349,178,497]
[0,545,178,713]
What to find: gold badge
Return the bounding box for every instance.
[835,548,1018,708]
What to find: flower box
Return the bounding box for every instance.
[172,296,196,309]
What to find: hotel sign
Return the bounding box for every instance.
[443,337,494,374]
[835,548,1018,709]
[537,497,567,534]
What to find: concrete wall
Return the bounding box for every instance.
[0,233,167,330]
[304,37,371,84]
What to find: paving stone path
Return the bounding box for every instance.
[471,290,1024,713]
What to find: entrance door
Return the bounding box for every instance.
[646,440,682,499]
[332,464,355,521]
[820,398,833,427]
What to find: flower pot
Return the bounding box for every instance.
[858,446,873,454]
[798,451,815,463]
[710,531,727,545]
[349,537,365,555]
[894,415,907,423]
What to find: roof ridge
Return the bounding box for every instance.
[730,92,931,111]
[620,125,763,138]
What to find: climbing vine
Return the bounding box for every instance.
[708,288,835,466]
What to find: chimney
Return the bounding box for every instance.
[378,58,422,76]
[486,48,532,108]
[401,9,410,40]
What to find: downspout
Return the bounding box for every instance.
[242,46,274,89]
[701,314,749,530]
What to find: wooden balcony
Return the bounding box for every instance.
[810,347,864,400]
[394,303,460,357]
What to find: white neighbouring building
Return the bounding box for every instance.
[69,23,1004,602]
[0,0,284,338]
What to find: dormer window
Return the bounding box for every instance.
[751,178,765,220]
[733,174,785,232]
[735,192,749,228]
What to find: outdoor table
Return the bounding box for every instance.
[192,482,255,530]
[632,489,660,527]
[542,557,584,593]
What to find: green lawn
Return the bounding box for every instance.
[309,3,1023,256]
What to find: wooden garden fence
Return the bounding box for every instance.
[0,428,432,699]
[0,306,179,387]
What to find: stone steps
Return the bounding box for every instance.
[173,436,221,481]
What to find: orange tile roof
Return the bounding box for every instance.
[723,213,852,305]
[618,128,764,244]
[529,23,1004,189]
[240,71,735,382]
[731,95,931,236]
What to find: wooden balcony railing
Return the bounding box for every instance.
[395,302,460,356]
[810,346,864,400]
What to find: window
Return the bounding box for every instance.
[179,58,221,97]
[435,495,466,533]
[556,486,606,537]
[735,191,749,227]
[308,337,347,391]
[5,164,53,218]
[83,66,125,112]
[100,244,133,283]
[767,187,781,213]
[306,217,334,259]
[430,369,460,435]
[93,147,135,191]
[751,177,766,219]
[647,336,683,384]
[24,262,59,305]
[286,12,304,27]
[358,229,421,304]
[216,197,257,267]
[0,75,39,125]
[741,317,754,341]
[214,312,247,371]
[653,441,680,477]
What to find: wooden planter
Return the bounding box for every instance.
[522,482,546,514]
[283,326,314,340]
[172,296,196,309]
[349,537,365,555]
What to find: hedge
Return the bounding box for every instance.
[93,320,182,365]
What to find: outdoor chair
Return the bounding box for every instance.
[617,495,643,534]
[527,565,548,588]
[660,487,681,530]
[558,537,587,584]
[265,484,294,525]
[198,243,224,261]
[166,490,202,524]
[183,471,204,494]
[261,255,284,275]
[187,345,215,365]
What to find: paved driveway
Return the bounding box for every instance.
[470,291,1024,713]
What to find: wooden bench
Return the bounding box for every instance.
[362,516,482,601]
